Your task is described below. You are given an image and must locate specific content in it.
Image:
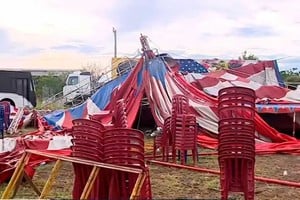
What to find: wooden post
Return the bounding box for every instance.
[80,166,100,200]
[1,152,30,199]
[39,159,63,199]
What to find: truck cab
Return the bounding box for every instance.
[63,71,91,104]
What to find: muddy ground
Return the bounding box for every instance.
[0,138,299,199]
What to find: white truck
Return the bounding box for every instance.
[63,71,92,105]
[62,71,110,106]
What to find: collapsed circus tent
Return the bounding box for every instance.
[44,37,300,151]
[1,35,300,184]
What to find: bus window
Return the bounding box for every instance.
[30,80,34,91]
[16,79,28,98]
[67,76,79,85]
[16,79,23,95]
[0,70,36,108]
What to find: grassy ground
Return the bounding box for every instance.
[0,137,300,199]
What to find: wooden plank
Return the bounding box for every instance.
[11,171,24,198]
[2,150,145,199]
[25,149,142,174]
[80,166,100,200]
[1,152,30,199]
[12,171,41,198]
[129,172,146,200]
[135,172,147,198]
[39,159,63,199]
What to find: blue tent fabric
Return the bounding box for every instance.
[147,58,168,90]
[91,72,129,110]
[44,110,64,126]
[69,103,86,119]
[177,59,208,73]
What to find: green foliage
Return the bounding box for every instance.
[280,69,300,89]
[33,72,68,100]
[280,69,300,81]
[239,51,258,60]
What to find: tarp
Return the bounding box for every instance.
[45,57,145,128]
[44,54,300,143]
[181,60,300,114]
[0,130,72,184]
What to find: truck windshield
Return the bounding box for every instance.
[67,76,79,85]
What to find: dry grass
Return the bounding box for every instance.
[0,137,300,199]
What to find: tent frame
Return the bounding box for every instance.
[1,149,146,199]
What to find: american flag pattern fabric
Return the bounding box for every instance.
[177,59,208,73]
[183,60,300,107]
[44,55,299,146]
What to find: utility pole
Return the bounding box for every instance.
[113,27,117,58]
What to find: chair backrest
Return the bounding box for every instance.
[161,117,172,143]
[218,87,256,121]
[71,124,104,162]
[171,94,189,116]
[218,86,256,98]
[72,118,105,131]
[72,124,103,138]
[103,128,145,169]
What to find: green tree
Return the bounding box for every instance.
[33,72,67,100]
[239,51,259,60]
[280,69,300,89]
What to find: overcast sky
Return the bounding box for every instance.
[0,0,299,70]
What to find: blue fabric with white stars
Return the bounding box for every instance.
[177,59,208,73]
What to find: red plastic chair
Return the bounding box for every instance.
[172,114,198,165]
[71,122,105,200]
[72,118,105,131]
[0,101,10,130]
[218,86,256,97]
[219,157,255,199]
[72,125,103,139]
[217,86,256,200]
[102,128,151,200]
[153,117,172,161]
[170,94,195,164]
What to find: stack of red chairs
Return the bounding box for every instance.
[153,117,172,161]
[173,114,198,165]
[218,86,256,200]
[71,119,105,199]
[71,111,151,199]
[72,118,105,130]
[103,128,152,200]
[170,94,198,165]
[0,101,11,131]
